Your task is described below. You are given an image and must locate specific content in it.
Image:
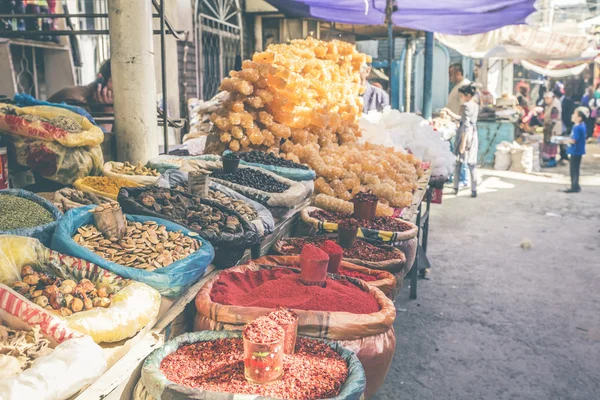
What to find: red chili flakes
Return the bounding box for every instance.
[268,308,299,355]
[277,237,401,262]
[160,337,349,400]
[243,316,284,344]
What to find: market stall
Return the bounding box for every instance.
[0,36,448,400]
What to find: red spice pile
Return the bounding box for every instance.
[309,210,413,232]
[268,308,298,355]
[320,240,343,256]
[277,237,400,262]
[338,267,377,282]
[210,268,380,314]
[160,337,348,400]
[268,308,298,325]
[243,316,284,344]
[300,244,328,261]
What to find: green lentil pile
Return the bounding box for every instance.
[0,195,55,230]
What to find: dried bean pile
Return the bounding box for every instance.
[277,237,400,262]
[160,337,348,400]
[238,150,309,170]
[211,168,289,193]
[0,195,54,230]
[135,188,242,234]
[310,209,413,232]
[211,268,380,314]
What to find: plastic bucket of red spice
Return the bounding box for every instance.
[299,244,329,287]
[320,240,343,274]
[243,316,285,384]
[268,308,298,355]
[352,192,378,221]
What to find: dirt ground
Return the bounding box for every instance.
[374,144,600,400]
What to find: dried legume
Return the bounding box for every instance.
[0,195,54,230]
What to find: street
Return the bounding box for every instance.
[375,145,600,400]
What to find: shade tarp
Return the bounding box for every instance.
[265,0,537,35]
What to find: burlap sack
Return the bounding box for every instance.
[193,263,396,398]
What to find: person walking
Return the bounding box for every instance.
[564,107,588,193]
[444,84,479,198]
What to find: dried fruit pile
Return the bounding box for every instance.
[210,267,380,314]
[73,220,201,271]
[238,150,309,170]
[211,168,289,193]
[111,162,160,177]
[0,195,55,230]
[10,266,112,317]
[134,188,243,234]
[208,37,421,208]
[277,237,400,262]
[159,337,348,399]
[309,209,413,232]
[206,190,258,222]
[0,325,52,379]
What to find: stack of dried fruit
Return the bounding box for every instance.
[73,220,201,271]
[159,336,349,399]
[0,195,55,231]
[0,325,52,379]
[211,168,289,193]
[10,266,112,317]
[111,162,160,177]
[208,37,421,208]
[134,188,243,234]
[207,190,258,222]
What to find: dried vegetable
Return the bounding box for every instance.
[159,337,348,400]
[309,209,414,232]
[276,237,401,262]
[0,195,54,230]
[10,266,112,317]
[73,220,201,271]
[211,168,290,193]
[210,267,380,314]
[238,150,309,170]
[208,37,421,208]
[133,188,243,235]
[0,325,52,379]
[111,162,160,177]
[78,176,142,196]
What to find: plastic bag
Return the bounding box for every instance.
[51,207,215,297]
[156,169,275,236]
[141,331,366,400]
[10,135,104,185]
[0,189,62,247]
[0,103,104,147]
[210,165,311,208]
[0,235,162,343]
[73,175,143,201]
[102,161,160,186]
[0,284,106,400]
[255,255,398,299]
[223,150,316,181]
[194,263,395,397]
[301,206,418,242]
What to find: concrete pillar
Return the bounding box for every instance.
[108,0,158,164]
[254,16,263,52]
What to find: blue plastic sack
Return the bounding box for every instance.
[141,331,366,400]
[13,93,102,130]
[0,189,62,247]
[51,207,214,297]
[223,150,316,181]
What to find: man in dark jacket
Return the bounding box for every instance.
[554,82,575,162]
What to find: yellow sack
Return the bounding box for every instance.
[0,236,161,344]
[0,103,104,147]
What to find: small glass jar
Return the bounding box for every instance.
[279,314,299,355]
[243,335,285,384]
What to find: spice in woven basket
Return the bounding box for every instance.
[0,195,54,230]
[159,337,349,399]
[73,220,201,271]
[79,176,141,196]
[278,237,400,262]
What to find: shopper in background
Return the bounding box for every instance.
[581,86,593,108]
[444,84,479,198]
[360,63,390,113]
[554,82,575,163]
[564,107,588,193]
[586,84,600,138]
[447,63,471,115]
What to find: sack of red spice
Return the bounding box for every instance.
[194,263,396,398]
[256,255,398,299]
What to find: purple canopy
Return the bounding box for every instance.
[265,0,537,35]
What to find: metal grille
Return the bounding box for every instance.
[196,0,242,100]
[178,40,198,117]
